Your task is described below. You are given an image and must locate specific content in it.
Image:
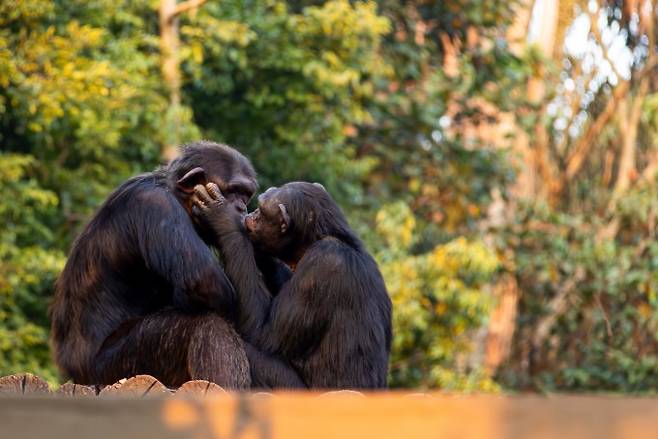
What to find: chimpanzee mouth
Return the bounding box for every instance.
[243,215,256,234]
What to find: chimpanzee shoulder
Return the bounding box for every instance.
[85,171,193,246]
[94,171,172,216]
[296,237,352,272]
[292,237,378,303]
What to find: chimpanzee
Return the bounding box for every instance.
[50,141,280,389]
[192,181,392,389]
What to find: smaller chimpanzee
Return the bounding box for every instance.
[192,181,392,389]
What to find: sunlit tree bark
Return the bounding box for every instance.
[159,0,207,160]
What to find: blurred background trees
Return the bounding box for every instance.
[1,0,657,392]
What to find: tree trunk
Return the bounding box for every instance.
[160,0,182,161]
[484,274,520,374]
[610,79,647,201]
[159,0,208,160]
[527,0,561,203]
[481,0,566,374]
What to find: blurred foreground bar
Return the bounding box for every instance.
[2,392,658,439]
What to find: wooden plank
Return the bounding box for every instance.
[148,393,658,439]
[317,390,365,399]
[0,397,182,439]
[2,393,658,438]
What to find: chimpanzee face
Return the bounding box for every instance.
[170,143,258,246]
[209,173,256,215]
[244,187,291,254]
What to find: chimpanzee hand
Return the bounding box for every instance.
[192,183,243,236]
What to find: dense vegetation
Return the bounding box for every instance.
[1,0,657,392]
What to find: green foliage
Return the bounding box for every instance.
[0,0,178,238]
[486,2,658,393]
[376,203,499,391]
[0,154,64,383]
[181,0,389,202]
[495,191,658,392]
[355,0,522,390]
[355,0,522,231]
[0,0,174,380]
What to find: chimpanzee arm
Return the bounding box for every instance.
[217,229,336,356]
[255,252,292,296]
[212,228,275,341]
[192,185,335,351]
[256,242,340,355]
[131,188,237,319]
[244,343,307,389]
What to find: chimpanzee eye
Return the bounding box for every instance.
[257,207,272,220]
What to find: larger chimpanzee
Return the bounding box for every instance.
[193,181,392,389]
[50,141,276,388]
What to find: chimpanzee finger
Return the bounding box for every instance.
[193,184,214,206]
[191,194,206,210]
[206,182,225,202]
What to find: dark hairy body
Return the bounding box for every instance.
[50,141,279,388]
[193,181,392,389]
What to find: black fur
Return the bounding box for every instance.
[195,182,392,389]
[50,141,260,388]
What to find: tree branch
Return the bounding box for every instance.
[554,64,590,156]
[173,0,208,18]
[588,7,623,80]
[531,268,586,352]
[642,151,658,182]
[558,56,658,191]
[609,75,649,204]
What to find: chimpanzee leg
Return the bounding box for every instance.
[94,309,250,389]
[244,343,307,389]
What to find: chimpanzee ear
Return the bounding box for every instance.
[278,203,291,234]
[177,167,206,193]
[313,182,326,191]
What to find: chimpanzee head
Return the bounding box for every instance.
[169,141,257,217]
[244,182,360,263]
